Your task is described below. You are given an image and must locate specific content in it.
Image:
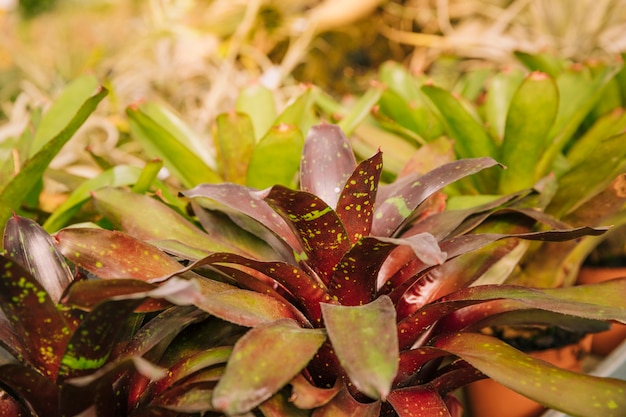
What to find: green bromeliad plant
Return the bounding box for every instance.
[4,122,626,416]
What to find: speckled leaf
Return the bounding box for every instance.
[150,381,217,413]
[182,183,302,257]
[0,255,70,378]
[265,185,351,285]
[63,279,171,312]
[188,252,330,324]
[212,319,326,415]
[0,364,59,416]
[435,332,626,417]
[3,215,73,303]
[55,228,184,280]
[196,288,300,327]
[335,151,382,243]
[300,124,357,209]
[328,237,396,306]
[311,382,381,417]
[396,280,626,350]
[92,187,250,256]
[372,157,501,237]
[58,297,145,380]
[387,385,452,417]
[321,296,398,400]
[61,356,167,417]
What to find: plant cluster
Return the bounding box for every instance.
[2,112,626,416]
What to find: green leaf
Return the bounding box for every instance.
[436,332,626,417]
[212,318,326,414]
[274,87,316,134]
[514,51,565,78]
[499,72,559,193]
[0,85,107,232]
[484,69,525,141]
[236,83,277,140]
[321,296,398,400]
[43,165,144,232]
[54,228,184,280]
[422,84,498,160]
[30,75,100,156]
[246,124,304,190]
[215,111,256,184]
[131,158,164,194]
[127,104,221,188]
[337,83,384,136]
[92,187,247,256]
[566,108,626,168]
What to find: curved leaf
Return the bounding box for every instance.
[435,332,626,417]
[321,296,398,400]
[312,383,381,417]
[0,255,70,378]
[0,364,59,416]
[300,123,357,209]
[55,228,184,280]
[387,385,452,417]
[3,215,73,303]
[212,319,326,414]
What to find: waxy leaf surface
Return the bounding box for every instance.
[300,123,357,209]
[212,318,326,414]
[321,296,398,400]
[55,228,184,280]
[3,215,73,303]
[436,332,626,417]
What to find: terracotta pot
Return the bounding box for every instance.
[464,335,592,417]
[577,266,626,356]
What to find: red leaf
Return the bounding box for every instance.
[387,385,452,417]
[311,383,381,417]
[335,152,383,243]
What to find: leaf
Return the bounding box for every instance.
[215,111,256,184]
[264,186,351,284]
[387,385,452,417]
[58,297,145,380]
[300,123,357,209]
[321,296,398,400]
[289,374,341,409]
[335,151,382,243]
[42,165,144,232]
[236,83,277,140]
[0,84,107,232]
[312,383,381,417]
[435,332,626,417]
[0,364,60,416]
[195,288,301,327]
[3,215,73,303]
[127,103,221,188]
[247,123,304,190]
[212,318,326,415]
[63,279,171,312]
[131,158,164,194]
[484,69,526,141]
[30,75,100,156]
[421,84,498,160]
[337,83,385,136]
[498,72,559,193]
[182,183,302,258]
[92,187,245,255]
[55,228,184,280]
[328,237,396,306]
[0,255,71,378]
[372,157,501,237]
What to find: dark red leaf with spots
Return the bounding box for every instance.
[265,185,351,285]
[372,157,501,237]
[0,255,71,379]
[335,151,383,243]
[387,385,453,417]
[300,123,357,209]
[0,364,60,416]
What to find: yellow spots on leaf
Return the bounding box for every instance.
[95,261,103,268]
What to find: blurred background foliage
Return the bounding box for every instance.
[1,0,626,217]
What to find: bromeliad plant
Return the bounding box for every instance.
[47,123,626,416]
